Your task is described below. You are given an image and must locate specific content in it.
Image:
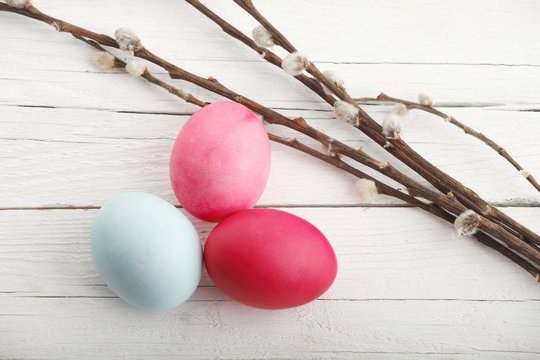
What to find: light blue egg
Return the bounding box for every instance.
[91,192,202,310]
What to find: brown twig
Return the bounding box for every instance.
[354,93,540,193]
[230,0,540,248]
[1,2,539,279]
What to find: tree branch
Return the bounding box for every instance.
[355,93,540,192]
[230,0,540,248]
[1,1,538,279]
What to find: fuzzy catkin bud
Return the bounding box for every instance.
[392,103,409,117]
[281,52,309,76]
[418,92,434,106]
[333,100,359,124]
[323,70,344,88]
[126,61,147,77]
[322,70,344,95]
[355,179,378,200]
[382,114,403,139]
[93,51,115,71]
[115,27,141,52]
[454,210,481,236]
[252,26,274,47]
[6,0,28,9]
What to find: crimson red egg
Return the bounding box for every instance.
[204,209,338,309]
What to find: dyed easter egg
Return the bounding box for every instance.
[204,209,338,309]
[170,102,271,222]
[91,192,202,310]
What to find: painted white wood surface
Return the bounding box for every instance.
[1,0,539,359]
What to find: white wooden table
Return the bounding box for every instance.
[1,1,540,358]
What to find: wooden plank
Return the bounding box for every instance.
[1,207,539,300]
[1,296,539,359]
[1,1,540,359]
[1,62,540,112]
[1,105,538,207]
[0,0,539,65]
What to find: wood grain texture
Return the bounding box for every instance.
[2,61,540,111]
[1,105,539,208]
[1,297,539,360]
[1,0,539,358]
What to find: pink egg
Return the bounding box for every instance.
[170,102,271,222]
[204,209,338,309]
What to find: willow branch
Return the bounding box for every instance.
[354,93,540,192]
[2,2,539,278]
[231,0,540,248]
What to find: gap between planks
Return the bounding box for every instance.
[1,294,538,302]
[0,205,410,211]
[3,59,540,67]
[1,102,524,114]
[1,203,539,211]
